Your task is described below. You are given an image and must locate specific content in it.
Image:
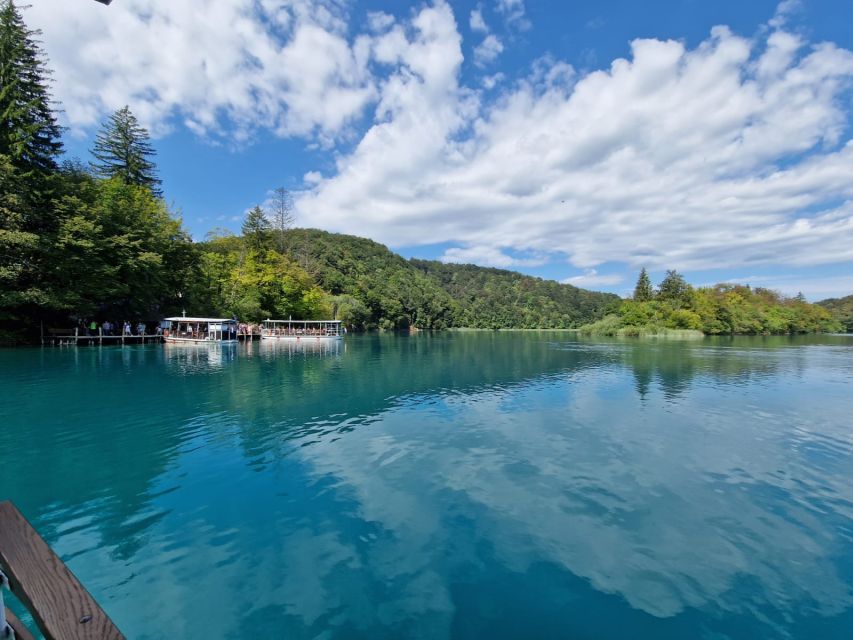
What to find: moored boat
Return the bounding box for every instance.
[261,319,344,341]
[163,316,239,344]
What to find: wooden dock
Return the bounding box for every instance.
[43,328,262,346]
[0,501,124,639]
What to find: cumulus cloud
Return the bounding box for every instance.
[469,8,488,34]
[29,0,853,278]
[26,0,376,142]
[495,0,530,30]
[298,14,853,273]
[473,34,504,67]
[440,245,546,268]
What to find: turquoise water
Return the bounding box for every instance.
[2,333,853,639]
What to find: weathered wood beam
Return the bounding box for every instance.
[0,502,124,640]
[5,607,37,640]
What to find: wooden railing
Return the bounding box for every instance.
[0,502,124,639]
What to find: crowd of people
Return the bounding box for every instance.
[78,319,159,337]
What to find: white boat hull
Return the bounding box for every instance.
[260,334,342,341]
[164,337,239,345]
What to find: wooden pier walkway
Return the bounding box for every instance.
[42,328,262,346]
[0,501,124,639]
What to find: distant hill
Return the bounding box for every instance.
[411,259,620,330]
[283,229,618,330]
[817,295,853,332]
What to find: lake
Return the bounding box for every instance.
[2,333,853,639]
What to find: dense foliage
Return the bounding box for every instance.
[412,260,620,329]
[185,231,330,322]
[582,270,841,336]
[0,1,190,341]
[282,229,459,330]
[817,295,853,333]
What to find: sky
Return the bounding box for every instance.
[26,0,853,300]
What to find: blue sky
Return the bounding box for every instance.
[29,0,853,299]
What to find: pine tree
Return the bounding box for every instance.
[0,0,63,173]
[91,106,162,195]
[633,267,653,302]
[267,186,294,253]
[242,205,269,251]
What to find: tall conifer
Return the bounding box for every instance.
[91,106,162,196]
[633,268,653,302]
[0,0,63,173]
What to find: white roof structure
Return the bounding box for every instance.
[164,317,236,323]
[264,319,341,324]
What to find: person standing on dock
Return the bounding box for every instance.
[123,321,132,336]
[137,321,146,336]
[89,320,98,336]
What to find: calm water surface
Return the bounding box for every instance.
[2,333,853,639]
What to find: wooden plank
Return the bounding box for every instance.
[6,607,37,640]
[0,502,124,640]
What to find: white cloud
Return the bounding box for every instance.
[495,0,529,30]
[469,8,488,34]
[769,0,801,29]
[440,245,546,268]
[27,0,376,142]
[473,34,504,67]
[298,16,853,274]
[563,269,623,288]
[366,11,395,33]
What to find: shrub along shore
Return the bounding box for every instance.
[578,269,841,337]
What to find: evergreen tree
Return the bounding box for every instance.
[242,205,269,251]
[633,268,653,302]
[267,186,294,252]
[91,106,161,195]
[658,269,691,307]
[0,0,63,173]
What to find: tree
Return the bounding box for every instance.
[267,186,294,252]
[0,0,63,174]
[658,269,691,307]
[633,268,653,302]
[91,106,161,195]
[242,205,269,251]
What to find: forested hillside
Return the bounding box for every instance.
[188,228,460,331]
[412,260,620,329]
[817,295,853,332]
[178,228,617,332]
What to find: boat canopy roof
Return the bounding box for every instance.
[165,317,237,323]
[264,319,341,324]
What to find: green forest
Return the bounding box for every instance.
[581,269,842,336]
[817,295,853,333]
[0,2,846,343]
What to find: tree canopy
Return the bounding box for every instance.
[582,270,841,336]
[91,106,161,195]
[0,0,62,174]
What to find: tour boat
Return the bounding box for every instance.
[162,316,239,344]
[261,319,344,341]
